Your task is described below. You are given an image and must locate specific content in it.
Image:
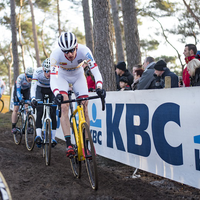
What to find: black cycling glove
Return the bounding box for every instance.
[96,88,106,99]
[54,94,63,105]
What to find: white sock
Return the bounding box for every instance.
[36,128,42,137]
[52,130,56,140]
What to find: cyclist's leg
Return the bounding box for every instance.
[22,88,30,111]
[12,84,20,131]
[49,89,57,139]
[35,86,44,146]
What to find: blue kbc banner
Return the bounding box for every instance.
[56,88,200,189]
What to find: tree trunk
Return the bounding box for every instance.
[57,0,61,36]
[28,0,41,67]
[9,43,13,94]
[110,0,125,62]
[92,0,115,91]
[10,0,19,83]
[82,0,94,54]
[121,0,141,71]
[18,0,26,72]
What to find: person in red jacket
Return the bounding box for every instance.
[183,44,197,87]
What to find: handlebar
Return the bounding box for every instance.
[57,95,105,118]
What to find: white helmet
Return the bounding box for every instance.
[25,67,34,76]
[42,58,50,71]
[58,32,77,51]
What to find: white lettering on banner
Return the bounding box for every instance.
[56,88,200,189]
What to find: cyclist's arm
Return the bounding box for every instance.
[16,76,23,101]
[31,72,38,99]
[50,65,60,96]
[84,48,103,89]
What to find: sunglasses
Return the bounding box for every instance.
[26,74,32,79]
[62,48,76,54]
[44,70,50,73]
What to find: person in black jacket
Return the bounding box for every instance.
[187,58,200,86]
[115,61,133,90]
[151,60,179,89]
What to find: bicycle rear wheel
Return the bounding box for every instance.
[82,122,98,190]
[13,113,23,145]
[0,99,4,113]
[44,119,51,166]
[69,119,81,178]
[0,171,12,200]
[25,114,36,151]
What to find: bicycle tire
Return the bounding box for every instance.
[25,114,36,151]
[82,122,98,190]
[0,171,12,200]
[0,99,4,113]
[69,119,81,178]
[44,119,51,166]
[13,113,23,145]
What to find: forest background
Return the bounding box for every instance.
[0,0,199,94]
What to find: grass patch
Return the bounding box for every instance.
[0,111,12,129]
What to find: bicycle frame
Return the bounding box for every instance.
[41,98,52,135]
[70,104,87,161]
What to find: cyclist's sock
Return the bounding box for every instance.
[36,128,42,137]
[12,123,16,129]
[65,135,72,147]
[52,129,56,140]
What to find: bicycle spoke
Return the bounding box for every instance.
[25,114,36,151]
[13,114,23,145]
[44,119,51,166]
[82,122,98,190]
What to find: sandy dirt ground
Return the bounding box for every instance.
[0,112,200,200]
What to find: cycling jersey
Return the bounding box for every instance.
[50,44,103,97]
[31,67,50,99]
[15,74,31,101]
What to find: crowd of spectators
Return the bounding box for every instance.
[114,43,200,91]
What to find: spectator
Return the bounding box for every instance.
[132,68,144,90]
[119,76,131,91]
[152,60,179,88]
[137,56,156,90]
[0,77,6,98]
[183,44,197,87]
[115,61,133,90]
[132,64,142,76]
[187,59,200,86]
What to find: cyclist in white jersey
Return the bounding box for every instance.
[31,58,57,148]
[11,67,34,134]
[50,31,106,157]
[0,77,6,98]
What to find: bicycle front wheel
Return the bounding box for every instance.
[69,119,81,178]
[25,114,36,151]
[44,119,51,166]
[0,171,12,200]
[0,99,4,113]
[13,113,23,145]
[82,122,98,190]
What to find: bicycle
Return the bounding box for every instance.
[14,100,36,151]
[36,94,57,166]
[0,98,4,113]
[58,90,105,190]
[0,171,12,200]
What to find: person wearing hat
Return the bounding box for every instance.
[115,61,133,90]
[119,76,131,91]
[153,59,178,88]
